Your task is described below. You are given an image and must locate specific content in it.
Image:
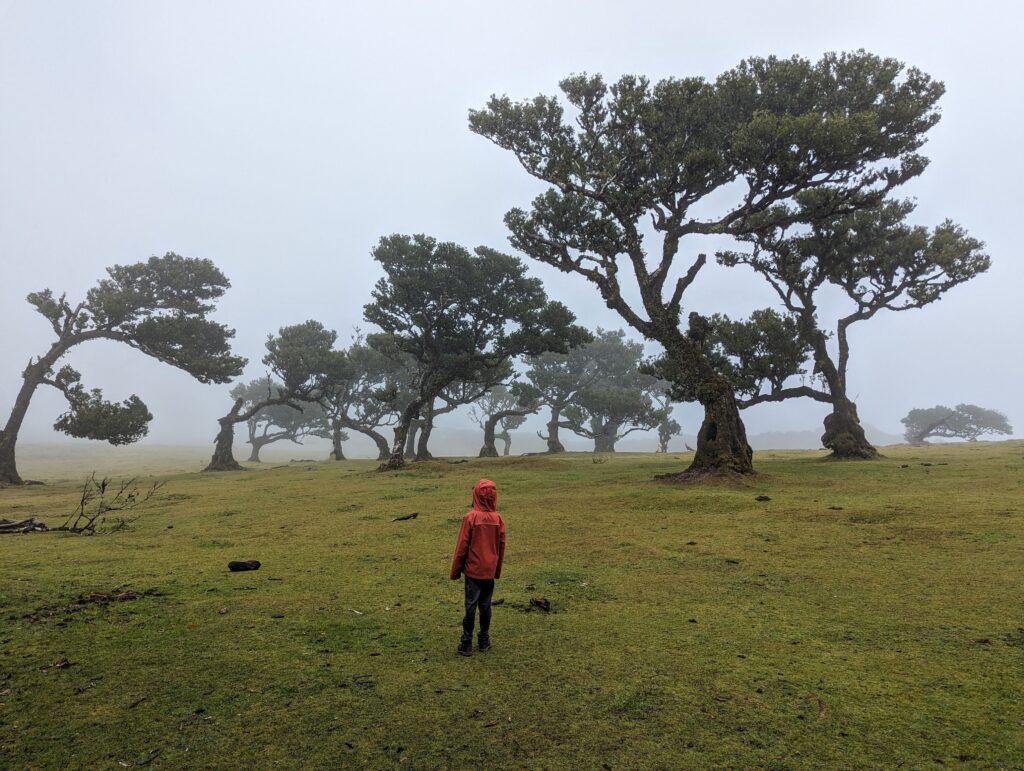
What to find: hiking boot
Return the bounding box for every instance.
[477,635,491,652]
[457,640,473,657]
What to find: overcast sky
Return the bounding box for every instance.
[1,0,1020,456]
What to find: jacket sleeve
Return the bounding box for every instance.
[449,513,472,580]
[494,516,506,580]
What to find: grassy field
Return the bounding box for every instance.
[1,442,1023,769]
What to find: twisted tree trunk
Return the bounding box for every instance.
[205,401,245,471]
[545,406,565,453]
[499,430,512,456]
[811,321,877,459]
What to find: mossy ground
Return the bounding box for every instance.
[1,442,1022,769]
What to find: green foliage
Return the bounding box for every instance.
[650,309,816,405]
[470,51,943,317]
[262,320,342,399]
[53,391,152,446]
[363,234,588,405]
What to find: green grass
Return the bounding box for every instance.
[2,442,1023,769]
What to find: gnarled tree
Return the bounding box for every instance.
[0,253,245,485]
[363,234,587,470]
[205,321,340,471]
[525,333,600,453]
[471,51,946,475]
[720,198,988,457]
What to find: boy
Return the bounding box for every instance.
[449,479,505,656]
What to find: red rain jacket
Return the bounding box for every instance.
[449,479,506,580]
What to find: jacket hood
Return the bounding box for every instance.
[472,479,497,512]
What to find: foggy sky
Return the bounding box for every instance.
[1,0,1021,457]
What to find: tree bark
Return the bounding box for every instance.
[655,320,754,476]
[404,420,420,459]
[687,378,754,475]
[247,439,266,463]
[415,412,435,461]
[822,397,877,459]
[545,406,565,453]
[479,414,501,457]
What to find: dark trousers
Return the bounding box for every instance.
[461,576,495,643]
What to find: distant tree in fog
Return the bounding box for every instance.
[205,321,340,471]
[902,404,1011,444]
[229,377,323,462]
[0,253,245,485]
[317,336,415,462]
[363,234,587,470]
[470,382,541,457]
[558,330,668,453]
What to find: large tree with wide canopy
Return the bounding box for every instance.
[470,51,946,475]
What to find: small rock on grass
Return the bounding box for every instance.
[228,560,261,572]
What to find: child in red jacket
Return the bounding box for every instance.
[450,479,506,656]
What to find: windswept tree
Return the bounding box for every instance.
[205,321,341,471]
[363,234,588,470]
[230,377,324,462]
[471,51,947,475]
[0,254,245,485]
[470,383,541,457]
[902,404,1012,444]
[558,330,667,452]
[719,198,988,457]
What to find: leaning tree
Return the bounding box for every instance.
[718,198,988,457]
[0,253,245,485]
[363,234,587,470]
[470,382,541,457]
[558,330,668,452]
[902,404,1011,444]
[230,377,324,462]
[205,321,340,471]
[471,51,948,475]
